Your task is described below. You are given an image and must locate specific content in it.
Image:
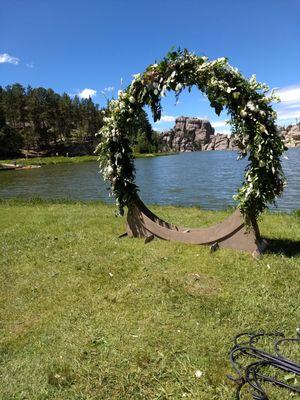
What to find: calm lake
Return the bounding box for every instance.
[0,149,299,212]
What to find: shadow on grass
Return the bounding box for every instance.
[266,238,300,257]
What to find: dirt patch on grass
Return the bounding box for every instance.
[185,273,218,296]
[9,315,39,335]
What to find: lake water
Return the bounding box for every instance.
[0,149,299,212]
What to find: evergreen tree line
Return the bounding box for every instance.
[0,83,163,158]
[0,84,104,157]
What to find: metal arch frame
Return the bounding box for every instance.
[125,194,268,257]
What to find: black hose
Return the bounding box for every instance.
[227,332,300,399]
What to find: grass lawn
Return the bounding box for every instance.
[0,152,177,166]
[0,200,299,399]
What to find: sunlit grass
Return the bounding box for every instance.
[0,152,177,167]
[0,200,299,399]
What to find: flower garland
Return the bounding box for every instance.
[96,49,286,224]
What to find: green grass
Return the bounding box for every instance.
[0,200,299,399]
[0,155,98,166]
[1,152,177,166]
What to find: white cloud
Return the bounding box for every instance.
[103,86,114,92]
[275,84,300,103]
[154,115,177,124]
[26,61,34,68]
[277,109,300,121]
[196,115,210,120]
[154,116,231,128]
[78,88,97,99]
[0,53,20,65]
[281,103,300,109]
[274,84,300,123]
[211,120,228,128]
[215,129,231,135]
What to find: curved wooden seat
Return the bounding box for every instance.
[126,195,266,257]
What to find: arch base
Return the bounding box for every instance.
[125,197,267,258]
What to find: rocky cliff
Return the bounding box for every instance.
[161,117,300,152]
[280,124,300,148]
[202,133,240,151]
[161,116,240,152]
[161,117,214,151]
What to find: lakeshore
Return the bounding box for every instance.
[0,152,177,168]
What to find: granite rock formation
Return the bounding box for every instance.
[161,117,214,152]
[161,116,240,152]
[161,117,300,152]
[203,133,241,151]
[280,124,300,147]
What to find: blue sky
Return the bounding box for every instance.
[1,0,300,133]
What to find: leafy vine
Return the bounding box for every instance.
[96,49,286,224]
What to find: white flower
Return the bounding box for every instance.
[106,165,114,175]
[109,272,113,277]
[175,83,183,91]
[249,74,257,86]
[246,101,256,111]
[170,70,177,79]
[154,89,159,95]
[129,96,135,104]
[226,87,236,93]
[195,370,203,378]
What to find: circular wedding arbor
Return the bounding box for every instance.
[96,49,286,256]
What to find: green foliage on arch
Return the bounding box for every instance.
[96,49,286,224]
